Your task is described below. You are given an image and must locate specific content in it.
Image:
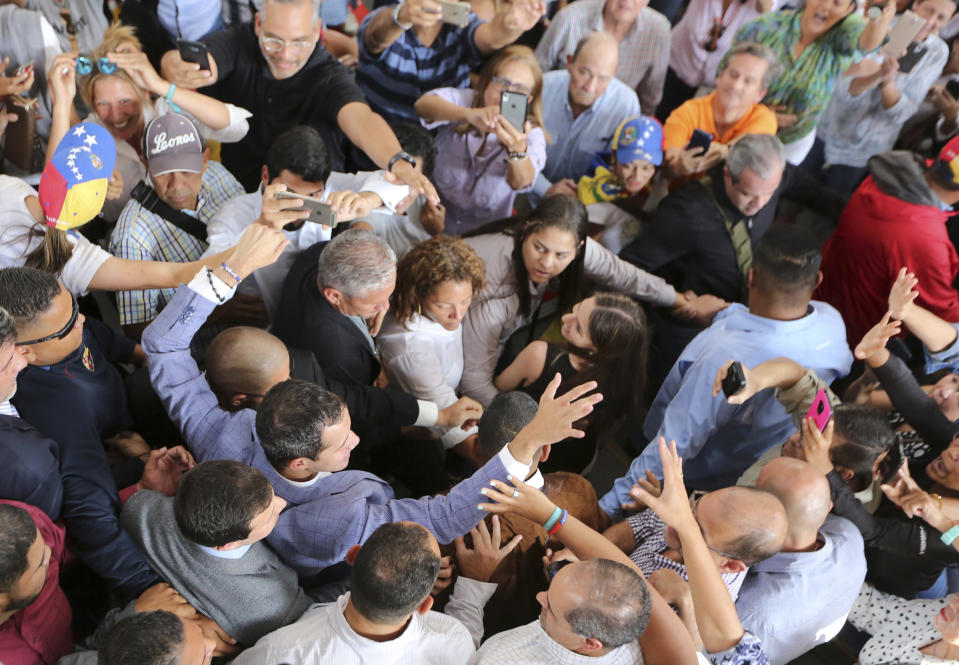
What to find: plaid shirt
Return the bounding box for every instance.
[627,508,746,600]
[109,160,245,326]
[534,0,670,112]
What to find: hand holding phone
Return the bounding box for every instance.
[439,0,470,26]
[685,128,713,157]
[721,361,746,398]
[500,90,528,131]
[177,39,211,71]
[276,190,338,229]
[806,389,832,432]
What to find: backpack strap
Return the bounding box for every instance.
[130,180,208,242]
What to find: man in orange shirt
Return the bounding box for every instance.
[662,42,781,180]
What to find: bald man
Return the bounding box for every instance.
[736,457,866,665]
[202,325,465,448]
[533,31,641,201]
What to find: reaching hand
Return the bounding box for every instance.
[419,198,446,235]
[683,293,729,326]
[256,183,311,231]
[46,53,77,107]
[711,360,753,404]
[105,430,151,459]
[796,417,834,476]
[454,515,523,583]
[478,474,559,525]
[620,469,662,514]
[431,555,454,596]
[106,51,166,95]
[629,438,697,534]
[854,311,902,361]
[522,373,603,444]
[326,190,383,221]
[138,446,196,496]
[545,179,578,198]
[498,0,546,32]
[194,615,238,657]
[228,222,290,279]
[385,160,440,206]
[465,105,500,134]
[437,396,483,429]
[888,267,919,320]
[897,489,952,531]
[134,582,197,619]
[0,58,34,97]
[160,49,215,90]
[397,0,444,27]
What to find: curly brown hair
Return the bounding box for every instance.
[392,235,486,326]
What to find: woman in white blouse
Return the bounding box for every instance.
[378,235,487,450]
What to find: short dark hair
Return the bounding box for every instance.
[564,559,652,648]
[751,225,821,304]
[0,306,16,346]
[0,267,61,329]
[99,611,184,665]
[390,122,437,177]
[477,391,538,460]
[254,379,347,468]
[349,522,441,624]
[265,126,331,184]
[0,504,37,594]
[173,461,274,547]
[832,404,896,492]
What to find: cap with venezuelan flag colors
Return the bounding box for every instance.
[38,122,116,230]
[935,136,959,191]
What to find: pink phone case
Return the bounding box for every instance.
[806,388,831,432]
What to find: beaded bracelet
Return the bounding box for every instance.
[205,267,226,303]
[543,506,563,532]
[545,509,568,544]
[220,262,241,284]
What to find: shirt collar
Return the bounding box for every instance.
[197,543,252,559]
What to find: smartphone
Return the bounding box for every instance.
[177,39,211,71]
[276,191,338,228]
[439,0,470,27]
[947,79,959,99]
[898,42,926,74]
[721,361,746,398]
[501,90,528,132]
[885,10,924,59]
[806,388,832,432]
[14,60,34,77]
[685,128,713,157]
[876,442,906,484]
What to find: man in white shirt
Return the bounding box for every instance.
[233,521,494,664]
[203,125,409,318]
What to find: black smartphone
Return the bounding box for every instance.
[685,128,713,157]
[898,42,926,74]
[721,361,746,398]
[877,442,906,484]
[177,39,211,71]
[500,90,528,132]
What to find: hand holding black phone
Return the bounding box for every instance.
[722,361,746,398]
[177,39,211,71]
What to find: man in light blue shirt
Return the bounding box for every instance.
[600,226,852,518]
[737,457,866,665]
[532,31,640,202]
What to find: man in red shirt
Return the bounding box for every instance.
[0,500,71,665]
[818,137,959,346]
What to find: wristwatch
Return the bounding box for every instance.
[507,151,528,162]
[388,150,417,172]
[391,3,413,29]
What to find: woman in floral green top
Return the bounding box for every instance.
[733,0,895,164]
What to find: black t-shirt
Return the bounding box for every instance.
[201,24,367,189]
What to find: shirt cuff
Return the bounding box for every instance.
[452,576,498,602]
[414,399,439,427]
[441,424,477,449]
[187,268,237,305]
[496,445,535,481]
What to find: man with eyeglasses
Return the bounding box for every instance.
[0,267,161,600]
[159,0,442,202]
[356,0,545,124]
[533,32,640,202]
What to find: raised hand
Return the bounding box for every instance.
[499,0,547,33]
[854,311,902,361]
[0,57,34,97]
[620,469,662,514]
[629,438,697,532]
[160,48,215,90]
[888,267,919,320]
[46,53,77,107]
[492,116,529,154]
[478,474,558,524]
[255,183,311,231]
[454,515,523,582]
[138,446,197,496]
[106,51,166,95]
[526,374,602,443]
[227,223,290,279]
[796,417,834,476]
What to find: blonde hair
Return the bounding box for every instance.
[458,45,550,143]
[80,22,152,115]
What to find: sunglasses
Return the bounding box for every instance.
[546,558,573,580]
[16,292,79,346]
[75,56,117,76]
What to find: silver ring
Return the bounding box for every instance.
[511,489,520,498]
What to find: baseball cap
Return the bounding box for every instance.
[935,136,959,191]
[144,112,204,177]
[612,116,664,167]
[38,122,116,230]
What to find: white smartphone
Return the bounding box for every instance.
[439,0,470,27]
[276,191,338,227]
[884,10,924,59]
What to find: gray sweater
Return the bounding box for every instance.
[120,490,310,645]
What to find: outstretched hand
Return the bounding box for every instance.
[629,438,697,533]
[525,373,602,444]
[478,474,558,525]
[454,515,523,583]
[888,267,919,321]
[619,469,662,514]
[228,223,290,279]
[854,311,902,362]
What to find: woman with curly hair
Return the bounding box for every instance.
[378,235,486,449]
[494,292,649,472]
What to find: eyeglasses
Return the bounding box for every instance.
[689,491,742,561]
[546,558,573,580]
[703,18,727,52]
[75,56,117,76]
[16,293,79,346]
[258,33,315,55]
[491,75,531,96]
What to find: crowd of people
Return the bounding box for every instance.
[7,0,959,662]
